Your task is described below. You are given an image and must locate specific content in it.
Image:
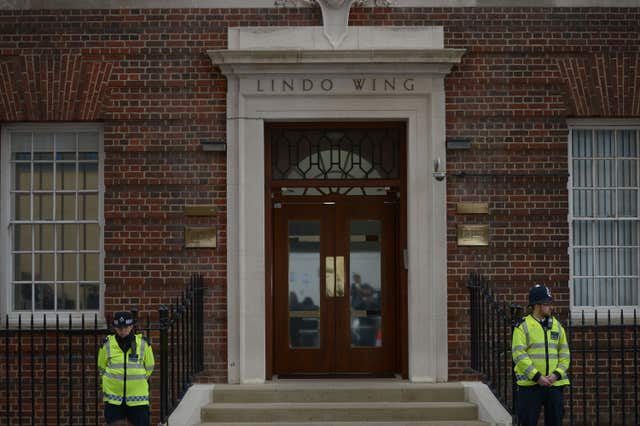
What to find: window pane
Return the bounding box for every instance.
[80,283,100,310]
[596,278,616,306]
[57,224,77,250]
[619,278,639,305]
[573,248,593,276]
[33,193,53,220]
[11,132,31,160]
[617,190,638,217]
[14,224,31,251]
[288,220,321,349]
[350,220,382,348]
[79,163,98,190]
[78,132,99,160]
[595,130,614,157]
[13,163,31,190]
[79,194,98,220]
[56,163,76,190]
[572,159,593,187]
[33,163,53,190]
[595,190,615,217]
[618,248,638,276]
[56,283,77,310]
[80,224,99,250]
[34,253,54,281]
[57,253,77,281]
[617,160,637,187]
[572,220,592,246]
[34,224,54,251]
[618,221,639,246]
[595,159,615,187]
[572,129,592,158]
[573,278,593,306]
[33,133,53,160]
[55,193,76,220]
[13,193,30,220]
[594,248,615,276]
[14,253,32,281]
[80,253,99,281]
[34,283,55,310]
[14,284,32,310]
[573,190,593,217]
[594,221,616,245]
[617,130,637,157]
[56,133,76,160]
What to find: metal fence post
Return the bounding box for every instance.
[159,306,169,424]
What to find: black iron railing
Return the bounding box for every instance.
[0,273,204,426]
[469,272,640,426]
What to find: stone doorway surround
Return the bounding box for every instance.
[208,26,464,384]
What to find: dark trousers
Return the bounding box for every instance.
[517,385,565,426]
[105,402,150,426]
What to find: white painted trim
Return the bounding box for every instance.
[1,123,106,327]
[1,126,10,319]
[3,0,639,10]
[462,381,513,426]
[213,26,461,383]
[567,119,640,129]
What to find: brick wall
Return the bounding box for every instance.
[0,6,639,392]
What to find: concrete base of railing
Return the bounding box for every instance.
[462,382,512,426]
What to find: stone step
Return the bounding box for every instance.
[200,401,479,423]
[212,383,466,403]
[200,422,489,426]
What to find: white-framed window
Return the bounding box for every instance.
[568,120,640,318]
[1,124,103,320]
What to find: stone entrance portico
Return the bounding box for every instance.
[208,25,464,384]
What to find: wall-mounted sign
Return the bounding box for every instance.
[185,205,216,216]
[457,224,489,246]
[185,227,217,248]
[457,202,489,214]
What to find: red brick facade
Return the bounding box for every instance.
[0,2,639,403]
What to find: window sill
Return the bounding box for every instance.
[1,312,108,330]
[570,307,639,326]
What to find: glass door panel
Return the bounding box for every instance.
[349,220,382,348]
[288,221,321,349]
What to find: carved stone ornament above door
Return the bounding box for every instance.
[275,0,393,48]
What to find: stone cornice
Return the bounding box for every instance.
[208,48,466,76]
[3,0,640,9]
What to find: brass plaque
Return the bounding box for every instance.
[185,227,217,248]
[457,202,489,214]
[185,205,216,216]
[457,225,489,246]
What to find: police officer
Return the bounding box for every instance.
[98,311,155,426]
[512,284,570,426]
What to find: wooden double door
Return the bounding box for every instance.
[273,195,398,375]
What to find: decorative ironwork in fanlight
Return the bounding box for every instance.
[270,127,401,181]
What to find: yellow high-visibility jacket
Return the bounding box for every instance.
[512,315,570,387]
[97,334,155,406]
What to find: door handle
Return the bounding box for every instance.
[335,256,345,297]
[325,256,335,297]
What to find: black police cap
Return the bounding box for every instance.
[528,284,553,306]
[112,311,136,327]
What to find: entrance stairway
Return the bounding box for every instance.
[198,381,492,425]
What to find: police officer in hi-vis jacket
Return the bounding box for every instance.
[512,285,571,426]
[98,311,155,426]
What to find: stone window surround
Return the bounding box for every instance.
[209,26,464,384]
